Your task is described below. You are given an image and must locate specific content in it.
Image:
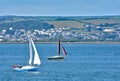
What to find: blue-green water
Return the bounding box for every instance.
[0,44,120,81]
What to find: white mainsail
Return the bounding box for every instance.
[30,38,41,66]
[28,37,32,66]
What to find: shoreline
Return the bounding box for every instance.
[0,41,120,44]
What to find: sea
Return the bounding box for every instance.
[0,43,120,81]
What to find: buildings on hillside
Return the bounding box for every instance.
[0,23,120,43]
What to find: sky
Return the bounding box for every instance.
[0,0,119,16]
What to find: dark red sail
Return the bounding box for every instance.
[61,44,67,55]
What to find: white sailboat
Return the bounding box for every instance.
[48,37,67,60]
[13,37,41,71]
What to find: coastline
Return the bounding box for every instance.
[0,41,120,44]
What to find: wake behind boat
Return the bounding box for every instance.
[48,37,67,60]
[13,36,41,71]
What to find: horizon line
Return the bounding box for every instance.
[0,14,120,17]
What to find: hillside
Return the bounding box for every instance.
[0,15,120,43]
[0,16,120,29]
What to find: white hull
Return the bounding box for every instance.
[48,56,64,60]
[14,66,39,72]
[13,37,41,72]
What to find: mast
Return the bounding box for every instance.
[58,37,60,56]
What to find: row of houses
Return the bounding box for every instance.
[0,25,120,42]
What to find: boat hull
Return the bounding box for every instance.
[48,56,64,60]
[14,66,39,72]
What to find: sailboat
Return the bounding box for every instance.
[13,37,41,71]
[48,37,67,60]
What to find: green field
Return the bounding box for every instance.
[46,21,84,28]
[0,15,120,29]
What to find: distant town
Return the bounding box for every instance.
[0,15,120,43]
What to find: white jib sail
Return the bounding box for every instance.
[31,38,41,66]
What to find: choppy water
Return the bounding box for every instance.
[0,44,120,81]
